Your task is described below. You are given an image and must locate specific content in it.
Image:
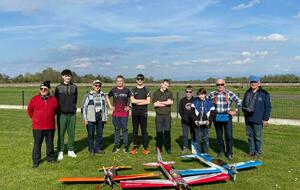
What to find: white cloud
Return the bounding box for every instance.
[135,64,146,69]
[229,58,251,65]
[232,0,260,10]
[254,33,288,42]
[104,62,112,66]
[294,12,300,19]
[0,24,56,33]
[125,35,189,44]
[173,59,211,66]
[241,51,268,58]
[294,56,300,62]
[0,0,40,13]
[72,57,92,68]
[59,43,80,51]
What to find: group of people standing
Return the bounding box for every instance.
[179,77,271,160]
[27,70,271,169]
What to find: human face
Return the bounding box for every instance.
[40,87,49,96]
[216,79,225,92]
[250,81,260,91]
[93,83,101,91]
[198,93,206,100]
[185,89,193,98]
[160,81,169,91]
[62,75,71,84]
[116,78,124,88]
[136,78,144,86]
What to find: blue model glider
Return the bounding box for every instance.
[178,142,263,181]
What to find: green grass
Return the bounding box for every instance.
[0,109,299,190]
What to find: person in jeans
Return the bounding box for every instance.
[106,75,131,153]
[152,79,174,154]
[178,85,194,155]
[130,74,151,155]
[242,76,271,159]
[82,80,108,156]
[208,79,241,160]
[27,81,58,168]
[55,69,78,160]
[190,88,213,154]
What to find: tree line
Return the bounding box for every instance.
[0,67,299,83]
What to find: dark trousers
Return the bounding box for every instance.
[86,112,104,152]
[132,114,148,148]
[32,129,55,165]
[181,121,194,149]
[155,115,171,151]
[112,116,128,146]
[214,118,233,155]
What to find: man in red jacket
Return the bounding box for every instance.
[27,81,58,168]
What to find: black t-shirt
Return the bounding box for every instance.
[108,87,131,117]
[131,86,150,115]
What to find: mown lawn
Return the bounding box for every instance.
[0,109,299,190]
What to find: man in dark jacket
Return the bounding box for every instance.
[55,69,78,160]
[179,85,194,155]
[242,76,271,159]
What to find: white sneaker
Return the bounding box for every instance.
[58,151,64,161]
[68,151,77,158]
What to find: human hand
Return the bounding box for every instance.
[228,110,237,116]
[263,121,268,127]
[124,106,131,112]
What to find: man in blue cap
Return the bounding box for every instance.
[242,76,272,159]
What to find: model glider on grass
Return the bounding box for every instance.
[179,142,263,180]
[120,147,229,190]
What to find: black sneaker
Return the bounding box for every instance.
[112,145,120,153]
[95,150,105,154]
[227,154,234,160]
[47,160,57,164]
[32,164,39,169]
[123,146,129,153]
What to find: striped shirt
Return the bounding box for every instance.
[208,90,241,113]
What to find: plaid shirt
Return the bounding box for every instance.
[208,90,241,113]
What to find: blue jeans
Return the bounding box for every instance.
[181,121,193,149]
[86,112,104,152]
[214,117,233,155]
[195,126,209,153]
[246,122,263,154]
[112,116,128,146]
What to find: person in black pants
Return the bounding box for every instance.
[130,74,151,155]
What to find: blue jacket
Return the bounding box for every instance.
[191,97,213,121]
[242,88,271,125]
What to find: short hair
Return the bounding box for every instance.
[186,85,193,90]
[61,69,72,76]
[116,75,125,81]
[162,79,170,84]
[197,88,207,95]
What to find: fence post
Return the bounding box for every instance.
[237,93,240,123]
[22,90,25,109]
[176,92,179,118]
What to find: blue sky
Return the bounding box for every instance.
[0,0,300,80]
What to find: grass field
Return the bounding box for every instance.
[0,85,299,119]
[0,109,299,190]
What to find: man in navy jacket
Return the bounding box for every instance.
[242,76,271,159]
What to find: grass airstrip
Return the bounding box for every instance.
[0,109,299,190]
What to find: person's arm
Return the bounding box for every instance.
[74,86,78,104]
[105,95,114,112]
[263,92,272,127]
[228,92,241,116]
[27,98,34,118]
[81,94,89,126]
[178,99,184,117]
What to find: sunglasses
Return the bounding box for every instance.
[216,83,224,86]
[94,84,101,87]
[185,91,193,93]
[40,88,49,91]
[136,78,144,81]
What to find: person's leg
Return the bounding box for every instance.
[86,122,96,153]
[181,121,189,149]
[214,121,225,155]
[112,117,121,146]
[155,116,163,151]
[120,117,129,147]
[45,129,55,162]
[132,115,139,147]
[95,112,104,152]
[32,130,44,167]
[224,118,233,158]
[246,123,255,155]
[202,126,209,153]
[66,114,76,151]
[164,116,172,152]
[58,114,68,151]
[140,114,148,149]
[253,124,263,155]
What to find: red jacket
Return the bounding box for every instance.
[27,95,58,130]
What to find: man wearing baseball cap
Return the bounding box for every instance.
[242,76,272,159]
